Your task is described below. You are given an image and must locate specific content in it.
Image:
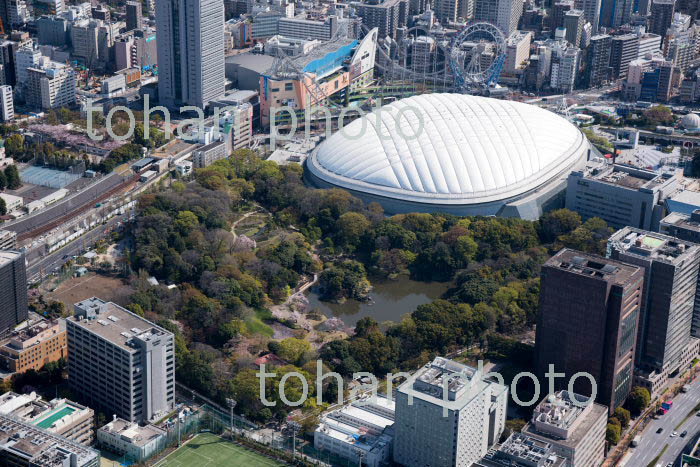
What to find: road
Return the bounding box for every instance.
[623,376,700,467]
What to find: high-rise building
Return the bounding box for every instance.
[66,298,175,423]
[650,0,676,37]
[0,40,18,87]
[564,9,585,47]
[588,34,612,86]
[474,0,524,36]
[550,45,580,92]
[156,0,225,109]
[581,0,602,32]
[0,85,13,121]
[393,357,508,467]
[611,33,640,80]
[521,391,608,467]
[14,44,41,89]
[356,0,408,40]
[504,31,532,73]
[0,251,27,337]
[433,0,460,24]
[608,228,700,396]
[535,249,644,412]
[26,59,77,110]
[126,1,143,31]
[551,0,573,29]
[601,0,633,27]
[37,16,70,47]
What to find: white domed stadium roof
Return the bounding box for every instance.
[307,94,588,209]
[682,113,700,130]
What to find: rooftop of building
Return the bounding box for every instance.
[0,317,63,352]
[226,53,276,74]
[523,391,608,448]
[68,297,172,352]
[0,392,92,432]
[608,227,699,264]
[0,413,98,466]
[98,417,165,447]
[150,139,198,160]
[479,432,567,467]
[0,250,22,268]
[315,396,394,453]
[545,248,642,284]
[661,209,700,233]
[577,161,677,191]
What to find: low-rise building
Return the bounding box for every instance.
[192,141,228,169]
[0,318,67,376]
[566,160,680,231]
[522,391,607,467]
[0,413,99,466]
[478,432,568,467]
[314,396,394,467]
[0,230,16,250]
[0,392,94,444]
[0,193,23,212]
[97,417,166,462]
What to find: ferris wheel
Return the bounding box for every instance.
[449,22,507,91]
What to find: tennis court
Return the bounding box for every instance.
[154,432,283,467]
[20,166,82,188]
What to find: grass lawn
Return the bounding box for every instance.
[154,432,282,467]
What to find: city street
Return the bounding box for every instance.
[623,376,700,466]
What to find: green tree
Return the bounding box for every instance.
[0,196,5,216]
[4,134,24,157]
[606,422,621,445]
[4,165,21,190]
[0,170,6,190]
[625,386,651,416]
[538,209,582,243]
[613,407,631,428]
[278,338,312,365]
[643,105,674,126]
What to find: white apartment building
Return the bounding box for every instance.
[14,45,41,89]
[504,31,532,73]
[393,357,508,467]
[474,0,524,37]
[0,85,14,122]
[26,59,76,110]
[66,298,175,423]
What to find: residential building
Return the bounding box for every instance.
[66,298,175,423]
[0,413,99,466]
[126,1,143,31]
[474,0,523,36]
[314,396,394,467]
[0,392,94,445]
[26,59,77,110]
[534,249,644,412]
[36,16,70,47]
[0,85,13,121]
[565,161,680,231]
[356,0,408,40]
[610,34,640,79]
[551,1,573,30]
[156,0,225,109]
[581,0,602,32]
[638,33,662,59]
[0,230,16,250]
[433,0,460,24]
[393,357,508,467]
[588,34,612,87]
[564,10,585,47]
[97,417,166,462]
[70,19,102,66]
[550,45,580,93]
[649,0,676,38]
[608,228,700,396]
[0,318,67,376]
[522,391,607,467]
[0,251,27,337]
[34,0,64,15]
[504,31,532,74]
[14,44,41,90]
[192,141,228,168]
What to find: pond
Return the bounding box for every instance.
[305,275,450,327]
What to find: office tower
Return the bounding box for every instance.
[521,391,608,467]
[0,84,13,121]
[601,0,633,27]
[564,9,585,47]
[126,1,143,31]
[0,251,27,337]
[610,33,640,79]
[156,0,225,109]
[26,59,77,110]
[356,0,408,40]
[650,0,676,37]
[393,357,508,467]
[588,34,612,86]
[0,40,17,87]
[566,162,680,230]
[581,0,602,32]
[608,228,700,396]
[0,414,99,466]
[535,249,644,412]
[37,16,70,47]
[474,0,524,36]
[67,298,175,423]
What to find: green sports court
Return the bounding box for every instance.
[153,432,284,467]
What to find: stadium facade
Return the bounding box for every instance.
[306,94,592,219]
